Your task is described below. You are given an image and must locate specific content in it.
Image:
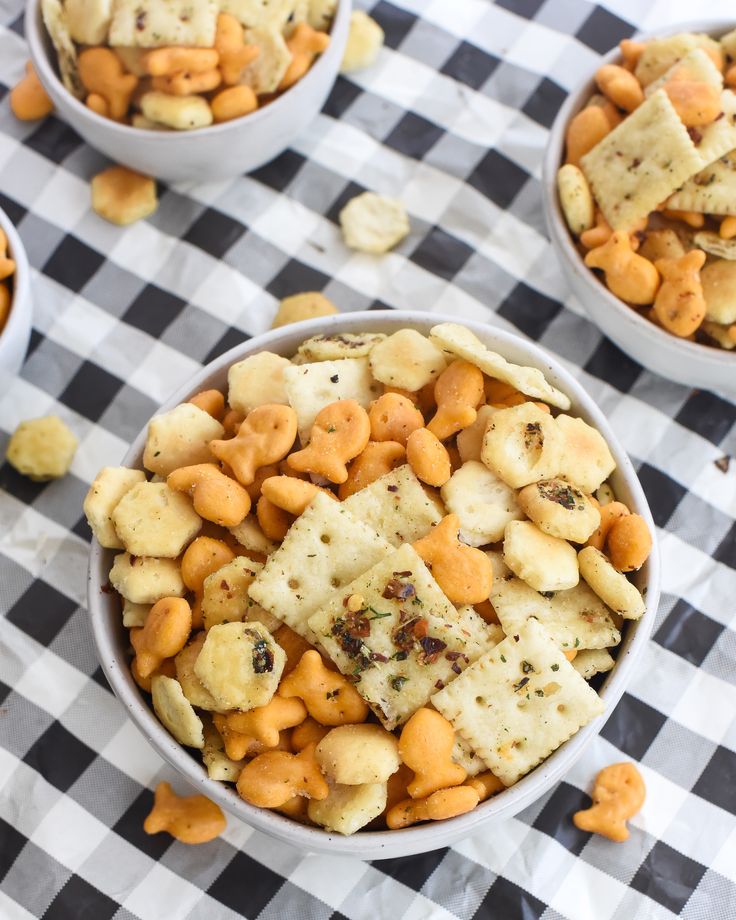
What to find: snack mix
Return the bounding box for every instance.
[558,29,736,350]
[0,226,16,338]
[85,312,652,835]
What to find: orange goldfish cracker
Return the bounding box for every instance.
[168,463,250,527]
[619,39,647,71]
[0,252,15,282]
[236,742,329,808]
[661,208,705,229]
[210,404,298,485]
[131,597,192,678]
[288,400,370,484]
[473,599,500,625]
[584,232,660,305]
[279,650,369,726]
[143,47,220,77]
[607,513,652,572]
[720,216,736,240]
[188,389,225,421]
[86,93,109,117]
[586,500,630,551]
[573,762,645,842]
[291,717,331,751]
[222,408,244,437]
[279,23,330,91]
[446,439,463,473]
[10,61,53,121]
[338,440,405,499]
[78,48,138,120]
[152,69,221,96]
[484,379,521,406]
[726,63,736,88]
[412,514,493,605]
[215,13,260,85]
[211,85,258,123]
[465,771,505,802]
[427,360,484,441]
[406,428,451,487]
[256,494,294,541]
[565,105,611,166]
[274,624,320,676]
[368,392,424,445]
[131,655,176,693]
[275,795,310,821]
[664,80,721,127]
[261,475,337,515]
[212,712,262,761]
[564,649,578,662]
[387,786,479,829]
[181,536,234,628]
[595,64,643,112]
[580,211,644,251]
[226,695,307,748]
[245,463,280,502]
[399,708,466,799]
[144,781,226,844]
[0,283,10,331]
[653,250,706,337]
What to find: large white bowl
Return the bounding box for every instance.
[26,0,351,183]
[87,311,660,860]
[0,207,32,384]
[543,21,736,399]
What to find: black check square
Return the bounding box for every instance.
[251,150,306,192]
[475,876,545,919]
[209,851,284,916]
[693,745,736,815]
[204,326,251,364]
[411,227,473,281]
[113,789,172,860]
[0,192,26,226]
[675,390,736,446]
[0,679,11,708]
[498,282,562,340]
[631,841,706,914]
[495,0,545,19]
[60,360,124,422]
[371,1,416,49]
[7,579,77,648]
[576,6,634,55]
[533,782,591,855]
[585,338,641,392]
[441,40,499,90]
[323,76,362,119]
[373,848,448,890]
[0,461,49,505]
[714,522,736,570]
[24,722,97,793]
[654,600,724,667]
[43,236,105,293]
[468,149,529,210]
[636,464,687,529]
[45,874,119,920]
[123,283,187,339]
[601,693,666,760]
[0,816,26,882]
[184,208,246,260]
[266,259,331,300]
[24,117,82,164]
[325,179,365,225]
[522,77,567,129]
[385,111,444,160]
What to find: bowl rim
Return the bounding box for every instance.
[87,310,661,859]
[0,206,31,351]
[25,0,350,143]
[542,18,736,368]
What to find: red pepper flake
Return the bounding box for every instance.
[387,485,398,492]
[382,578,416,600]
[418,635,447,664]
[435,679,445,690]
[451,662,462,674]
[220,580,229,590]
[101,582,113,594]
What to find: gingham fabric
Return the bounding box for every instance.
[1,0,735,917]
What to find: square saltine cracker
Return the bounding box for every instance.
[432,617,605,785]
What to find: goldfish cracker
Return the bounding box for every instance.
[215,13,260,85]
[236,742,329,808]
[663,80,721,126]
[398,708,466,799]
[619,39,647,72]
[168,463,251,527]
[0,283,10,332]
[653,249,707,337]
[579,210,648,252]
[573,762,645,842]
[720,216,736,240]
[279,650,369,725]
[368,392,424,445]
[465,771,505,802]
[226,695,307,748]
[637,229,685,263]
[152,69,221,96]
[288,400,370,484]
[565,106,611,166]
[245,463,280,502]
[222,408,245,437]
[661,208,705,229]
[143,47,220,77]
[291,717,331,751]
[473,599,500,626]
[606,513,652,572]
[78,47,138,120]
[584,232,660,305]
[338,440,405,499]
[131,655,176,693]
[412,514,494,605]
[188,389,225,421]
[181,536,235,628]
[279,22,330,91]
[212,712,257,761]
[256,494,294,541]
[210,404,298,486]
[273,624,319,676]
[427,360,484,441]
[595,64,643,112]
[211,85,258,122]
[586,500,630,551]
[275,795,310,822]
[386,786,479,829]
[261,475,336,515]
[406,428,451,487]
[10,61,54,121]
[130,597,192,679]
[727,63,736,88]
[144,781,226,844]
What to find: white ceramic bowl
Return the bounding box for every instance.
[26,0,351,183]
[0,207,32,384]
[543,20,736,399]
[87,311,660,859]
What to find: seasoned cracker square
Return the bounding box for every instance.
[645,48,723,97]
[307,544,492,730]
[248,492,391,643]
[283,356,382,443]
[580,89,703,231]
[342,464,442,547]
[690,91,736,170]
[667,148,736,215]
[431,618,605,785]
[109,0,218,47]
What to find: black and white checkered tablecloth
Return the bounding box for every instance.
[1,0,736,917]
